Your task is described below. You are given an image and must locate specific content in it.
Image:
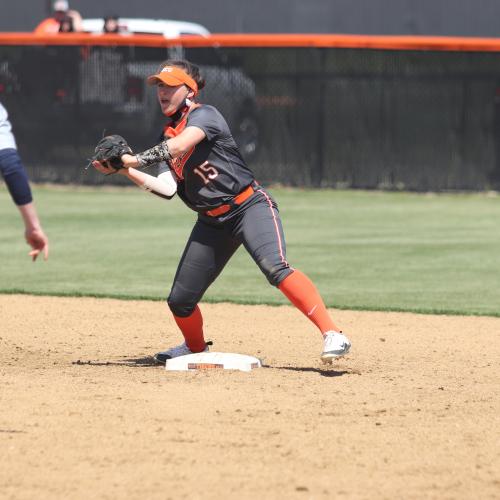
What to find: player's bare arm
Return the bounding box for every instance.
[92,160,177,199]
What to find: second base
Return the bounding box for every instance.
[165,352,262,372]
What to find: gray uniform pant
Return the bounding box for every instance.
[167,188,293,317]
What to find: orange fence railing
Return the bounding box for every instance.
[3,32,500,52]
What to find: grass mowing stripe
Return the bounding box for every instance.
[1,186,499,316]
[1,289,499,318]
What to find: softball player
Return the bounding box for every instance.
[93,60,351,364]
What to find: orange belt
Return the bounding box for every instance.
[205,184,256,217]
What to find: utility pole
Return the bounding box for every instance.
[45,0,52,16]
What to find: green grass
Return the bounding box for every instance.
[1,185,499,316]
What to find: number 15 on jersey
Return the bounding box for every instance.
[194,161,219,185]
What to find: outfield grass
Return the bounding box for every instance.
[1,185,499,316]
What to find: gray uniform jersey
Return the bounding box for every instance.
[158,105,254,213]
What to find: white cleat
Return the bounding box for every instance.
[154,341,211,364]
[321,331,351,364]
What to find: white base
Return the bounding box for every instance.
[165,352,262,372]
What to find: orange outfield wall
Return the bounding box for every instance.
[2,32,500,51]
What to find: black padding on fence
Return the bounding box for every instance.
[1,44,500,190]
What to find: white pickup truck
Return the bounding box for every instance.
[81,17,210,37]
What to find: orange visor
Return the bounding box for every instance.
[146,66,198,94]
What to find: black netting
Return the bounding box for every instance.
[1,43,500,190]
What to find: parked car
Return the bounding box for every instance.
[81,17,210,38]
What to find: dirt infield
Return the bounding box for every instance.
[0,295,498,500]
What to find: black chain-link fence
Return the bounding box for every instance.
[2,42,500,190]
